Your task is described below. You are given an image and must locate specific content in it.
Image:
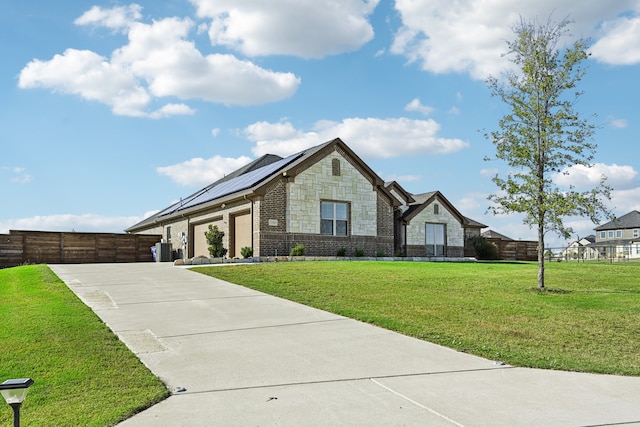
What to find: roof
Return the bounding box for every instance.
[399,190,486,229]
[581,235,596,244]
[482,230,514,240]
[384,181,415,205]
[464,216,488,229]
[127,138,394,232]
[594,210,640,231]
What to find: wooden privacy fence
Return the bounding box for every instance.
[0,230,161,269]
[485,238,538,261]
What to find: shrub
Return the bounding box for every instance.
[376,250,387,257]
[337,247,347,257]
[470,236,498,260]
[240,246,253,258]
[204,225,228,258]
[290,243,305,256]
[354,247,365,257]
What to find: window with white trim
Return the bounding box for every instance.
[616,230,622,238]
[600,231,606,239]
[425,223,445,256]
[634,229,639,238]
[321,201,348,236]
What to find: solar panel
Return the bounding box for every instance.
[160,151,303,216]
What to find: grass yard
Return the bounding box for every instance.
[0,265,169,427]
[194,260,640,376]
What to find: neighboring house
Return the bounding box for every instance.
[126,138,485,259]
[593,210,640,259]
[561,235,600,260]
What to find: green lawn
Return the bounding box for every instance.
[0,265,169,427]
[194,260,640,376]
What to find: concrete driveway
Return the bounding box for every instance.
[49,263,640,427]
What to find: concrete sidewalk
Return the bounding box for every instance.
[50,263,640,427]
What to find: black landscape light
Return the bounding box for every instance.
[0,378,34,427]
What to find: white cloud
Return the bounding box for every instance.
[591,13,640,65]
[554,163,638,190]
[391,1,640,80]
[404,98,434,116]
[456,194,483,213]
[246,118,469,158]
[157,155,253,186]
[2,166,33,184]
[19,48,152,117]
[480,168,499,178]
[211,128,221,137]
[190,0,379,58]
[0,214,143,234]
[384,173,422,183]
[610,118,628,129]
[74,4,142,32]
[610,187,640,213]
[18,6,301,117]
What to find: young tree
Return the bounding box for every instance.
[485,17,611,289]
[204,225,227,258]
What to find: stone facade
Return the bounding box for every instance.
[287,151,377,236]
[404,196,465,257]
[255,152,394,257]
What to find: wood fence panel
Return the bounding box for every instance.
[0,233,24,267]
[0,230,161,268]
[23,232,63,264]
[486,238,537,261]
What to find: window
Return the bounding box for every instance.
[166,226,172,242]
[636,244,640,254]
[634,229,639,238]
[600,231,606,239]
[608,231,614,238]
[425,223,445,256]
[616,230,622,238]
[332,158,340,176]
[434,204,439,215]
[321,201,348,236]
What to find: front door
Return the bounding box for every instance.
[426,223,445,256]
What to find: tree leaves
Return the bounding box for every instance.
[484,16,612,288]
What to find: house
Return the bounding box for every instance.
[561,235,600,260]
[126,138,485,259]
[592,210,640,259]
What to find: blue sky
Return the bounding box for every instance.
[2,1,639,248]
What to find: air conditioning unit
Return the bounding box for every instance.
[155,242,173,262]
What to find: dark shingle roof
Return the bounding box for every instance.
[482,230,514,240]
[594,210,640,231]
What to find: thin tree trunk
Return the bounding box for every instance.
[537,222,545,289]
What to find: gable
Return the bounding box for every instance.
[402,191,465,225]
[287,149,378,236]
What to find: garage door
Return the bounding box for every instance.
[193,220,224,258]
[233,212,252,258]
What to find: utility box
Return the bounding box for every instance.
[155,242,173,262]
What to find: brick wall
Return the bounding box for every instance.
[405,244,464,258]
